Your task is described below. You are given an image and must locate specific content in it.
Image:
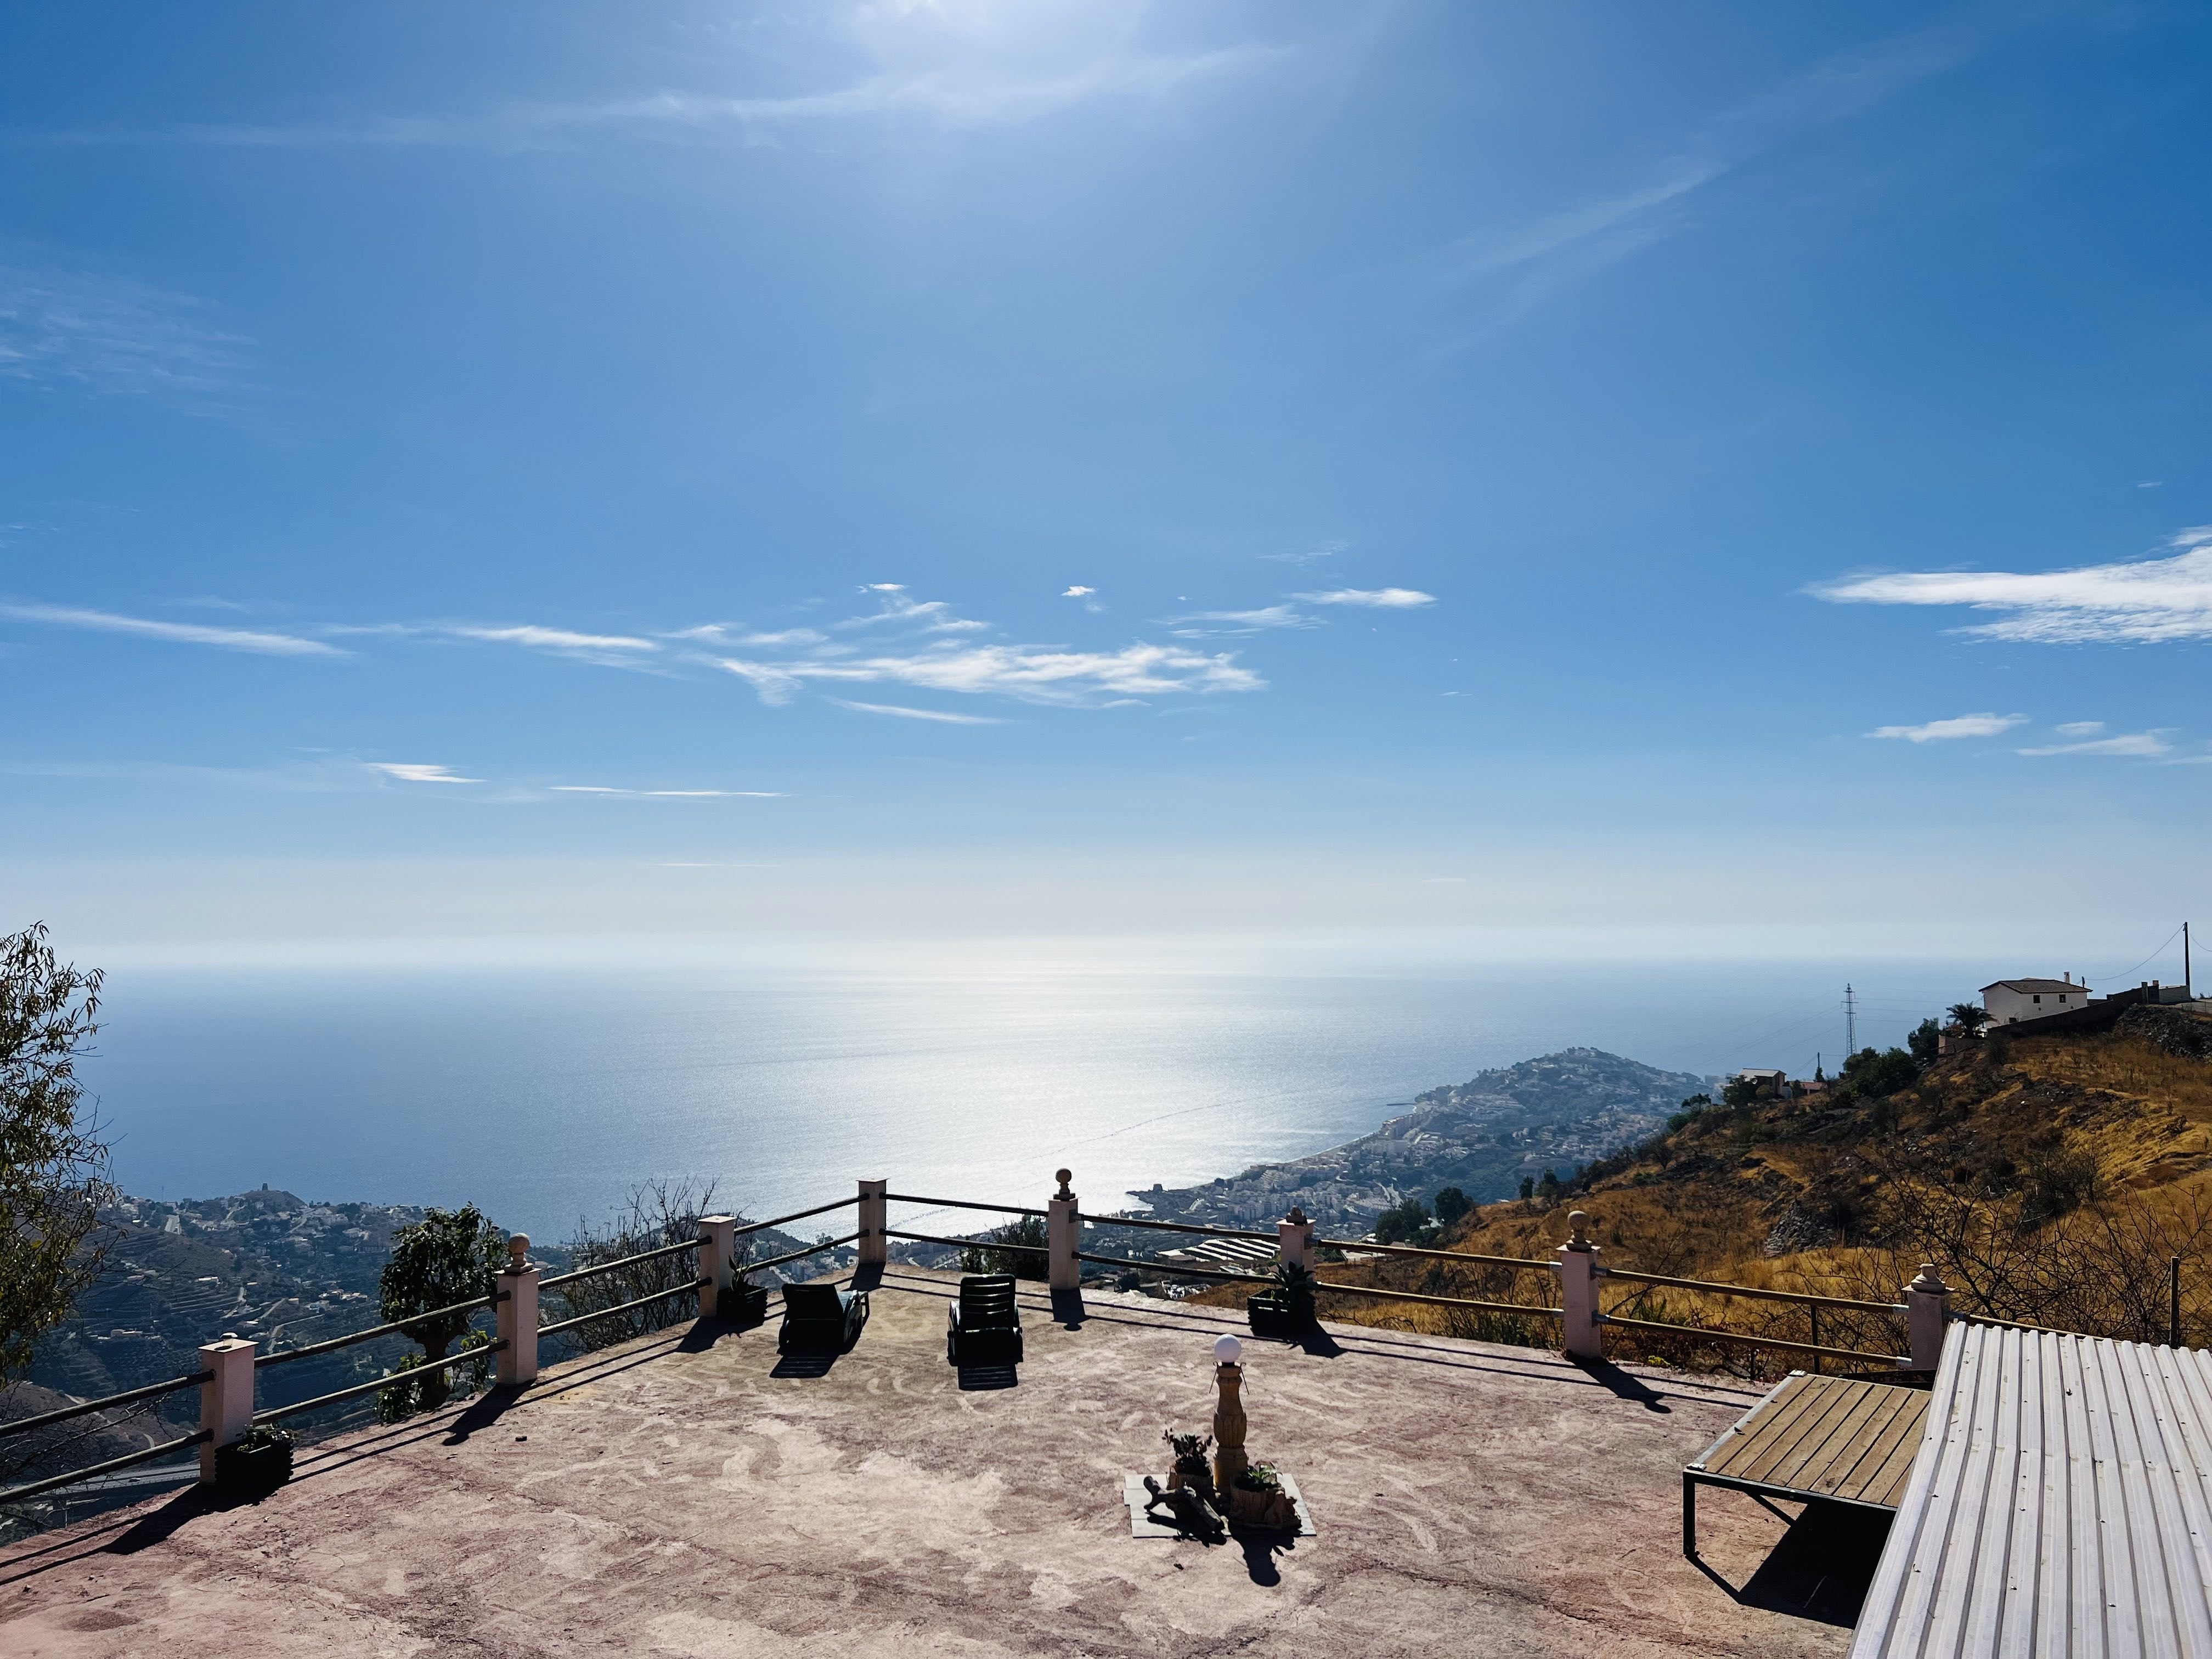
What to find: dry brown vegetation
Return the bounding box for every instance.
[1198,1019,2212,1376]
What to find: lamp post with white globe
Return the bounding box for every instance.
[1211,1334,1248,1492]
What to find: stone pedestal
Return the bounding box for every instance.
[1212,1361,1248,1492]
[1906,1263,1950,1370]
[1048,1169,1080,1292]
[496,1234,540,1388]
[196,1338,256,1483]
[1558,1211,1602,1362]
[857,1179,888,1268]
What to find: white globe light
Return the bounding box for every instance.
[1214,1335,1243,1365]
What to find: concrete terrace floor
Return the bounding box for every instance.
[3,1270,1866,1658]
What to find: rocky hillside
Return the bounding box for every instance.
[1130,1048,1709,1231]
[1272,1008,2212,1363]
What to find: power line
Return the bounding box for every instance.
[2094,925,2186,988]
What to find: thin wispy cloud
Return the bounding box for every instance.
[1814,529,2212,644]
[0,601,343,657]
[549,785,782,797]
[723,641,1260,708]
[449,624,656,652]
[0,264,254,412]
[1867,713,2024,743]
[1261,539,1349,567]
[21,7,1287,151]
[834,587,988,635]
[830,699,1007,725]
[1165,603,1313,639]
[664,625,828,648]
[1295,588,1436,608]
[2053,721,2104,738]
[368,762,481,784]
[2017,732,2170,758]
[1424,12,2013,350]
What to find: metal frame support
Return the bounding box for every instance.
[196,1337,256,1482]
[857,1179,888,1268]
[495,1234,540,1388]
[1048,1169,1080,1292]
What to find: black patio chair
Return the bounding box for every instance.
[777,1281,868,1354]
[947,1274,1023,1367]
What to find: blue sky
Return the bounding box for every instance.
[3,1,2209,967]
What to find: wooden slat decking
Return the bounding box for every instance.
[1682,1371,1928,1556]
[1849,1322,2212,1659]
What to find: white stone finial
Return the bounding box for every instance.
[1567,1210,1591,1249]
[1910,1262,1947,1294]
[508,1233,531,1269]
[1214,1334,1243,1366]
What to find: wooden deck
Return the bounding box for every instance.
[1683,1372,1928,1555]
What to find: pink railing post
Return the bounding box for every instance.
[1049,1170,1080,1291]
[496,1234,540,1388]
[1558,1211,1602,1362]
[196,1336,256,1483]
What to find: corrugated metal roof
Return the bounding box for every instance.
[1850,1321,2212,1658]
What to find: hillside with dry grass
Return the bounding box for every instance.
[1202,1007,2212,1373]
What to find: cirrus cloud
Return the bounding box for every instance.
[719,641,1261,707]
[1867,713,2024,743]
[0,601,343,657]
[1814,531,2212,644]
[1294,587,1437,608]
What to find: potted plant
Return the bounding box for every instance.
[216,1424,295,1496]
[720,1270,770,1329]
[1227,1462,1300,1531]
[1247,1262,1317,1336]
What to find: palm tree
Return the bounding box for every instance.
[1947,1001,1990,1035]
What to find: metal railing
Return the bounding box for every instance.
[255,1340,513,1426]
[2,1194,867,1510]
[1599,1267,1905,1316]
[0,1368,213,1441]
[1598,1313,1898,1369]
[1315,1235,1556,1275]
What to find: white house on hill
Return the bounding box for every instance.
[1982,977,2090,1026]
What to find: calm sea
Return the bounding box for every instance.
[82,945,1977,1242]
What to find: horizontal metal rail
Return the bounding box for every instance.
[537,1278,710,1340]
[886,1229,1048,1255]
[745,1232,864,1276]
[1316,1282,1564,1318]
[1094,1215,1281,1244]
[1074,1250,1275,1285]
[253,1340,511,1425]
[0,1429,212,1505]
[539,1237,700,1292]
[885,1194,1049,1219]
[257,1294,497,1367]
[741,1196,862,1233]
[1599,1313,1900,1367]
[1314,1237,1556,1274]
[0,1367,213,1439]
[1600,1268,1905,1316]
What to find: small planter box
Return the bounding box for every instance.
[215,1439,292,1497]
[1246,1291,1314,1338]
[720,1283,770,1329]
